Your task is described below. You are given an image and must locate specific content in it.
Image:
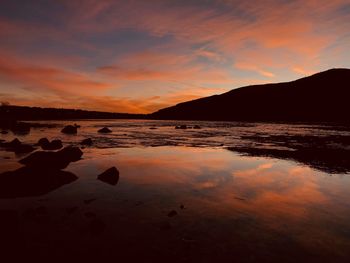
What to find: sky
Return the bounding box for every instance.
[0,0,349,113]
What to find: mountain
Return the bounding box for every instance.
[151,68,350,123]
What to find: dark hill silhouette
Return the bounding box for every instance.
[151,68,350,123]
[0,105,146,121]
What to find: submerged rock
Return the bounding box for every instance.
[98,127,112,133]
[19,146,83,170]
[97,167,119,185]
[193,125,201,129]
[0,167,77,198]
[61,125,77,134]
[175,125,187,129]
[81,138,93,146]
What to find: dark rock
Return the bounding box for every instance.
[38,138,63,150]
[61,125,77,134]
[7,138,21,148]
[193,125,201,129]
[88,219,106,236]
[48,139,63,150]
[0,167,78,198]
[168,210,178,217]
[81,138,93,146]
[74,123,81,128]
[180,204,185,209]
[11,122,30,135]
[14,144,36,154]
[149,127,157,130]
[97,167,119,185]
[0,119,16,130]
[175,125,187,129]
[38,137,50,146]
[19,146,83,170]
[0,138,35,154]
[1,130,8,134]
[98,127,112,133]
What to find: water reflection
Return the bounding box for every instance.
[57,147,350,261]
[0,120,350,261]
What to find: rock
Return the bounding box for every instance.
[38,137,50,147]
[180,204,185,209]
[11,122,30,135]
[74,123,81,128]
[48,139,63,150]
[175,125,187,129]
[193,125,201,129]
[98,127,112,133]
[149,127,157,130]
[7,138,21,148]
[0,167,77,198]
[38,138,63,150]
[61,125,77,134]
[14,144,36,154]
[1,130,8,134]
[19,146,83,170]
[81,138,93,146]
[97,167,119,185]
[0,138,35,154]
[168,210,178,217]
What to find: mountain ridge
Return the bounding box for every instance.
[150,68,350,123]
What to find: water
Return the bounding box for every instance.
[0,120,350,262]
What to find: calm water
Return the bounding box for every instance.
[1,120,350,262]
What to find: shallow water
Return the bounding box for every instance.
[1,120,350,262]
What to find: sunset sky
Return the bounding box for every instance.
[0,0,349,113]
